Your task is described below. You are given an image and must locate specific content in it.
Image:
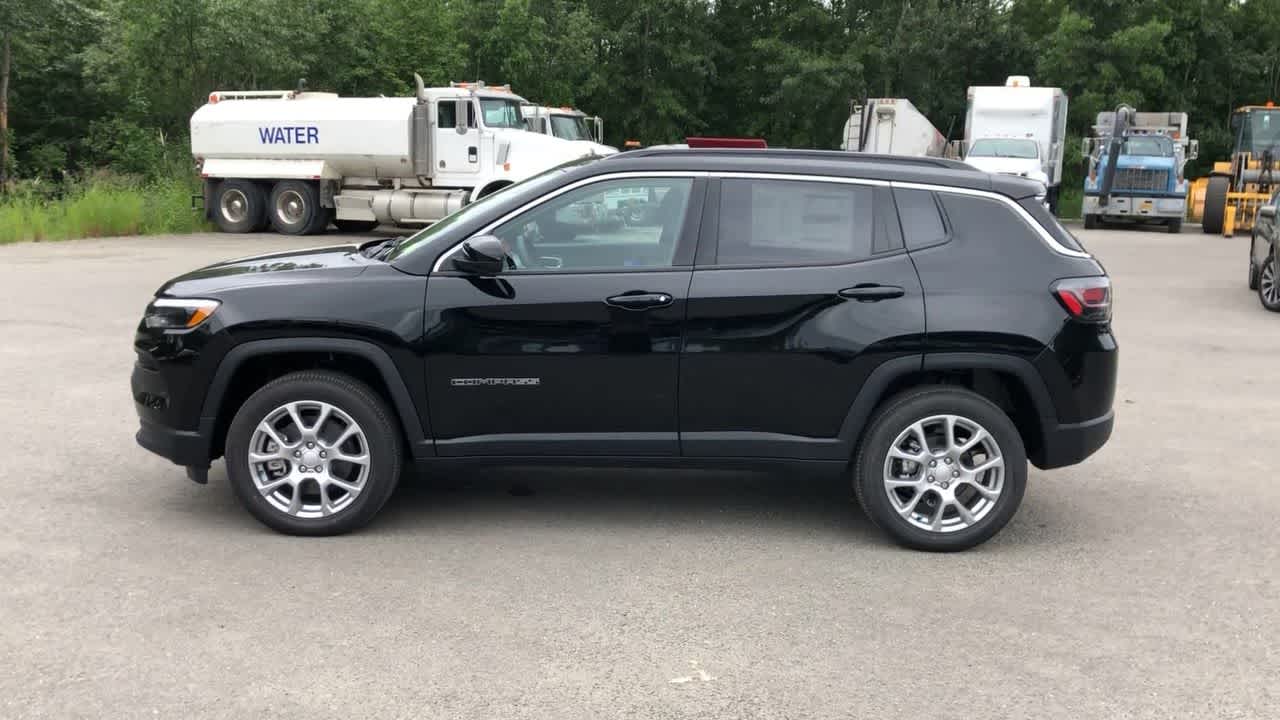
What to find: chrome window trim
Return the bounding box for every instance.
[890,180,1091,258]
[431,171,706,272]
[431,170,1090,272]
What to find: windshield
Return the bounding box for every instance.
[1115,136,1173,157]
[968,139,1039,159]
[479,98,525,129]
[388,156,602,261]
[550,114,594,142]
[1240,109,1280,154]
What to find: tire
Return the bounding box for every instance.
[853,386,1028,552]
[1248,238,1260,290]
[224,370,403,535]
[212,179,267,233]
[1202,175,1229,234]
[334,219,380,233]
[1083,213,1099,230]
[1259,250,1280,312]
[1046,186,1059,215]
[268,180,327,235]
[1167,218,1183,234]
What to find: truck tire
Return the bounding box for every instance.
[213,179,267,233]
[1046,186,1059,215]
[334,219,380,233]
[268,180,328,235]
[1167,218,1183,234]
[1084,214,1099,230]
[1202,175,1230,234]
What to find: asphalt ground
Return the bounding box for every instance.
[1,225,1276,719]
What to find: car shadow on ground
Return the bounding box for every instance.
[162,463,1083,550]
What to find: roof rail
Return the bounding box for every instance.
[612,147,977,171]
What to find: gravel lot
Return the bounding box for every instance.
[1,226,1276,719]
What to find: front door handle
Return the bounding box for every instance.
[838,284,905,302]
[605,292,674,310]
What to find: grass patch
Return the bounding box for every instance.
[0,178,210,244]
[1056,185,1083,220]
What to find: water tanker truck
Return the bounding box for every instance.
[191,77,599,234]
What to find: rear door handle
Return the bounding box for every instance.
[838,284,905,302]
[605,292,674,310]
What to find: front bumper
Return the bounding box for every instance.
[1035,410,1114,469]
[1083,194,1185,219]
[132,361,212,468]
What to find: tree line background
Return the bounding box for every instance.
[4,0,1280,190]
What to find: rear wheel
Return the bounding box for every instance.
[853,387,1027,552]
[269,180,328,235]
[224,371,403,535]
[1202,175,1229,234]
[1260,250,1280,312]
[213,179,267,233]
[334,219,380,233]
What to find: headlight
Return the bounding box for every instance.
[144,298,220,330]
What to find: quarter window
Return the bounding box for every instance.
[716,179,875,266]
[491,178,694,272]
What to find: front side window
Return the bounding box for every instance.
[715,178,874,266]
[491,178,694,272]
[968,139,1039,159]
[479,98,525,129]
[437,101,475,129]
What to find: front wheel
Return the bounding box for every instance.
[1166,218,1183,234]
[1260,251,1280,312]
[853,387,1027,551]
[224,371,403,535]
[334,219,380,233]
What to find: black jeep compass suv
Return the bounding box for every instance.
[133,149,1116,551]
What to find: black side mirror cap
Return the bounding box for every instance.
[452,235,506,275]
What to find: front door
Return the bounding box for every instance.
[435,99,480,178]
[424,175,705,456]
[679,175,926,459]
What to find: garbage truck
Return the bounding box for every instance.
[958,76,1068,212]
[522,105,618,155]
[190,78,597,234]
[841,98,947,157]
[1082,106,1197,233]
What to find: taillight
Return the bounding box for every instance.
[1052,276,1112,322]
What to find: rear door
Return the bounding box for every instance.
[679,174,925,459]
[424,174,705,456]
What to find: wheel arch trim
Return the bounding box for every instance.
[198,337,430,458]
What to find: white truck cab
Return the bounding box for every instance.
[959,76,1068,212]
[522,105,618,155]
[191,78,598,234]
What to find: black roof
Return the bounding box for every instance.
[594,148,1044,199]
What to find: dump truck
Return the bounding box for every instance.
[958,76,1068,212]
[191,77,596,235]
[1190,103,1280,235]
[521,105,617,155]
[841,98,946,157]
[1082,106,1197,232]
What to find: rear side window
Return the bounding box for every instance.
[893,188,948,249]
[716,178,874,266]
[939,193,1039,248]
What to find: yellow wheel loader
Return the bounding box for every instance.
[1190,103,1280,235]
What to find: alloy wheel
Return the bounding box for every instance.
[248,400,370,518]
[1263,254,1280,306]
[882,414,1005,533]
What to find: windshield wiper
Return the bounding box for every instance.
[360,236,408,261]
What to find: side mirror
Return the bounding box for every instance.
[454,99,469,135]
[1260,205,1276,219]
[452,235,506,275]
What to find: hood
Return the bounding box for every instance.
[963,156,1045,180]
[494,128,604,180]
[567,139,620,156]
[156,243,372,297]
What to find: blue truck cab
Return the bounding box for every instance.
[1083,108,1196,232]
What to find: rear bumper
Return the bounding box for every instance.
[1035,410,1114,469]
